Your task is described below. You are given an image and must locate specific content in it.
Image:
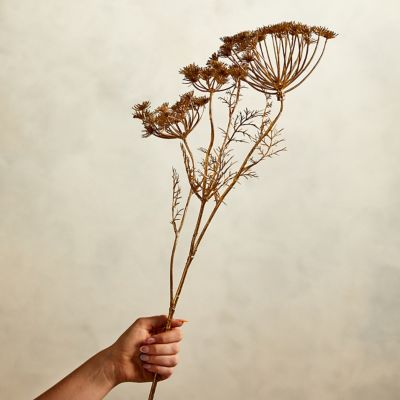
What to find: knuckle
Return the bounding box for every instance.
[169,355,178,367]
[155,345,165,354]
[156,334,166,344]
[147,355,156,364]
[135,317,147,327]
[144,364,154,372]
[175,328,183,341]
[145,345,155,354]
[171,343,180,353]
[149,344,161,354]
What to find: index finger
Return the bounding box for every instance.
[144,327,183,344]
[136,315,187,332]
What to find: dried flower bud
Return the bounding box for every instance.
[207,52,219,64]
[242,51,254,63]
[228,65,248,81]
[133,100,151,113]
[180,59,234,93]
[312,26,337,39]
[179,63,202,84]
[155,102,170,114]
[218,43,233,57]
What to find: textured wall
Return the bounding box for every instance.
[1,1,399,399]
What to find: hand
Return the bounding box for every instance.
[104,315,185,385]
[34,315,185,400]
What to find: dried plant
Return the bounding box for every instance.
[132,21,336,400]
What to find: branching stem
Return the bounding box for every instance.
[143,21,336,400]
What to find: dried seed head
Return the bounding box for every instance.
[155,102,170,114]
[242,51,255,63]
[179,63,202,84]
[208,52,219,63]
[207,59,231,85]
[132,91,209,139]
[180,58,234,92]
[228,64,248,81]
[218,21,336,99]
[218,42,233,58]
[312,26,337,39]
[133,100,151,113]
[193,96,210,107]
[220,22,336,54]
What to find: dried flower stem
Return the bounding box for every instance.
[194,99,284,252]
[148,99,284,400]
[132,21,336,400]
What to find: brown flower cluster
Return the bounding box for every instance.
[218,21,337,99]
[132,91,209,139]
[179,53,247,93]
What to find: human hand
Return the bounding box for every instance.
[103,315,185,385]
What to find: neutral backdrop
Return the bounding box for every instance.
[1,1,399,399]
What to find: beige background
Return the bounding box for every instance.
[1,1,399,399]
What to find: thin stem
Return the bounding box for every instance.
[208,82,241,196]
[257,41,278,81]
[285,39,327,93]
[172,199,206,307]
[178,189,193,234]
[194,100,284,251]
[202,93,215,197]
[148,377,158,400]
[147,100,285,400]
[182,138,202,200]
[169,237,177,305]
[147,195,207,400]
[288,36,319,86]
[148,186,193,400]
[169,189,193,305]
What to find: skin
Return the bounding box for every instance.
[34,315,185,400]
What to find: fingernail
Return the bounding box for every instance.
[145,337,156,344]
[140,354,149,361]
[177,319,189,325]
[140,346,149,353]
[143,364,151,370]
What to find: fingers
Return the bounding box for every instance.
[136,315,167,331]
[144,327,183,344]
[142,364,173,379]
[140,342,179,355]
[170,318,187,329]
[136,315,187,331]
[139,325,182,379]
[140,354,179,367]
[136,315,186,381]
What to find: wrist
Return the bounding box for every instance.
[93,346,120,390]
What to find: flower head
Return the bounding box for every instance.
[218,21,337,100]
[180,53,247,93]
[133,92,209,139]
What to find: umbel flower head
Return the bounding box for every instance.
[218,21,337,100]
[132,91,209,139]
[179,53,247,93]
